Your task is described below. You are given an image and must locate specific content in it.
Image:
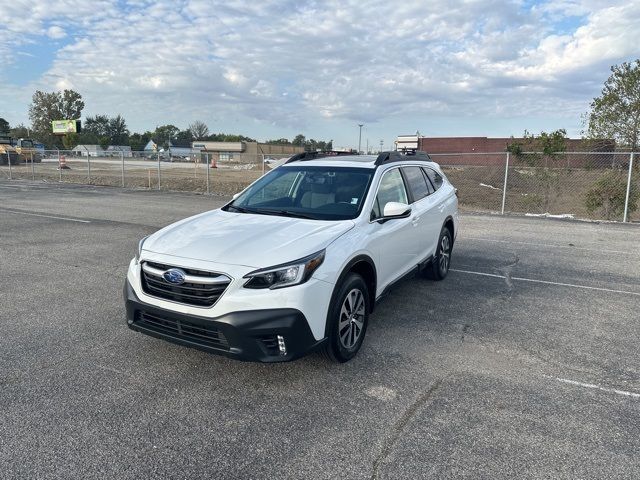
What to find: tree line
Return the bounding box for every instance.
[0,92,332,151]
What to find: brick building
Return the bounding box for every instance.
[416,137,615,167]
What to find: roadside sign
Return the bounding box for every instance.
[52,119,82,134]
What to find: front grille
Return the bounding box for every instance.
[136,311,229,350]
[141,261,231,307]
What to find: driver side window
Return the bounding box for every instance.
[371,169,408,220]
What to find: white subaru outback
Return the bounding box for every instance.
[124,150,459,362]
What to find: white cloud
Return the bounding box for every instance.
[46,26,67,39]
[0,0,638,140]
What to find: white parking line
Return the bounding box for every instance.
[464,236,636,256]
[548,376,640,399]
[0,209,91,223]
[450,268,640,296]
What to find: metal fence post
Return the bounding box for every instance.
[30,152,35,180]
[623,152,635,223]
[157,153,161,190]
[121,151,125,188]
[7,152,11,180]
[501,152,510,215]
[206,153,210,195]
[87,153,91,184]
[57,149,62,182]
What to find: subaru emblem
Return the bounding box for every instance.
[163,268,186,285]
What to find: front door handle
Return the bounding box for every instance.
[412,216,420,226]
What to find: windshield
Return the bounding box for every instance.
[224,165,374,220]
[21,140,34,148]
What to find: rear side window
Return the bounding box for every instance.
[402,167,430,202]
[423,168,444,190]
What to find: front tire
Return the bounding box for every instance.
[424,226,453,280]
[322,273,370,362]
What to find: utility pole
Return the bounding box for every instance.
[358,124,363,153]
[366,139,369,155]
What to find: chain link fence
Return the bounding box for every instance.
[0,149,292,196]
[1,149,637,222]
[433,151,638,222]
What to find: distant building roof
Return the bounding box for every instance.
[169,140,192,149]
[72,144,104,151]
[106,145,132,152]
[143,140,157,151]
[191,141,245,152]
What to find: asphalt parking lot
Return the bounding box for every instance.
[1,180,639,479]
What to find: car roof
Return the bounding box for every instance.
[279,154,442,172]
[281,155,377,169]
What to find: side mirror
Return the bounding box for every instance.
[382,201,411,219]
[232,192,240,200]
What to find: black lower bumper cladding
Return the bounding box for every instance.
[124,280,324,362]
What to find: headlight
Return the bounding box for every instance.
[243,250,325,289]
[135,236,149,263]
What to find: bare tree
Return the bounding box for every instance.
[188,120,209,140]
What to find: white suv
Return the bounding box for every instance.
[124,151,458,362]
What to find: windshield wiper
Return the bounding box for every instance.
[227,205,317,219]
[227,205,270,215]
[266,209,318,220]
[226,204,250,213]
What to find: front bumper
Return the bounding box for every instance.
[124,280,325,362]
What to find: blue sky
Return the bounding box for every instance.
[1,0,639,148]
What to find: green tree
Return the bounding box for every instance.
[507,129,567,161]
[188,121,209,140]
[84,115,110,137]
[62,133,79,150]
[0,118,9,134]
[265,138,291,145]
[585,60,640,150]
[28,89,84,148]
[265,136,332,149]
[585,170,638,220]
[10,123,30,139]
[109,114,129,145]
[292,134,306,146]
[129,131,153,151]
[76,132,100,146]
[99,136,110,150]
[59,90,84,120]
[154,124,180,146]
[85,114,129,146]
[506,129,568,212]
[175,129,193,143]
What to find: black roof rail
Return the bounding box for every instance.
[285,150,359,164]
[375,150,432,166]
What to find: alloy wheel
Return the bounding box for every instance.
[439,235,451,273]
[338,288,366,349]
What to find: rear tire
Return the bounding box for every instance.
[322,273,370,362]
[423,226,453,281]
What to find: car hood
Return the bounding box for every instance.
[143,209,354,268]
